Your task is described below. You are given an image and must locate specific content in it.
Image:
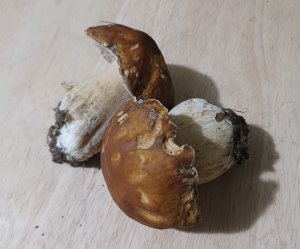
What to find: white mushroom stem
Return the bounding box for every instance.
[169,98,248,184]
[48,62,131,164]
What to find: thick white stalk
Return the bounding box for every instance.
[169,98,248,184]
[48,62,131,164]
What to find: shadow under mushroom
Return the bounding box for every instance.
[169,64,279,233]
[168,64,221,107]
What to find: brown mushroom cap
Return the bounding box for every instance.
[86,23,174,110]
[101,98,200,229]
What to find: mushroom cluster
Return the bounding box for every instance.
[47,23,249,229]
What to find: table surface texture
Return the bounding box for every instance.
[0,0,299,248]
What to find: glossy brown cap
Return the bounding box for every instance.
[101,98,200,229]
[86,23,175,110]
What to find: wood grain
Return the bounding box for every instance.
[0,0,299,248]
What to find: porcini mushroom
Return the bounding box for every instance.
[47,23,174,165]
[169,98,249,184]
[101,98,200,229]
[101,98,248,228]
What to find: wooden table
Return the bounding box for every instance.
[1,1,299,248]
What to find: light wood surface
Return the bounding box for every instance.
[1,1,299,248]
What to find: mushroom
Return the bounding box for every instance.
[101,98,248,228]
[101,98,200,229]
[47,23,174,165]
[169,98,249,184]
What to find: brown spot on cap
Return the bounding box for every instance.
[215,112,225,122]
